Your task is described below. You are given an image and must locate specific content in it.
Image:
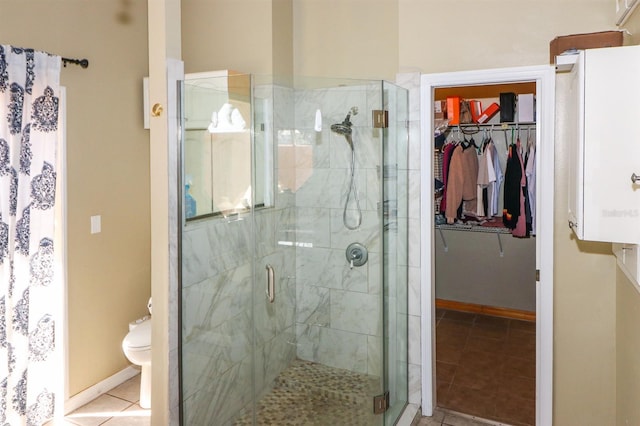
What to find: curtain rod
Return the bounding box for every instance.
[61,57,89,69]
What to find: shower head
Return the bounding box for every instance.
[331,107,358,149]
[331,121,353,149]
[330,122,352,136]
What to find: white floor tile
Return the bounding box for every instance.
[65,394,132,426]
[101,404,151,426]
[107,374,141,403]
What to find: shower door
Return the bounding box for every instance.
[381,81,409,423]
[179,71,261,425]
[178,73,408,425]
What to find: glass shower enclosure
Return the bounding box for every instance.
[178,71,408,425]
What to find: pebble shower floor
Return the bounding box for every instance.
[234,359,380,426]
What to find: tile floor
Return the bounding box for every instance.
[62,374,150,426]
[233,358,380,425]
[434,308,536,426]
[412,407,513,426]
[60,311,533,426]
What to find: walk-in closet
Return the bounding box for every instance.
[432,82,537,426]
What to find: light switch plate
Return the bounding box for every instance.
[91,215,101,234]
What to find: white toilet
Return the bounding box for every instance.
[122,298,152,409]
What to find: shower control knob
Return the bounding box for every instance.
[346,242,368,269]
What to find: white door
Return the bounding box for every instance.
[419,65,555,426]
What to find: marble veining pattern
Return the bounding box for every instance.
[180,79,411,423]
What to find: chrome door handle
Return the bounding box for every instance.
[265,264,275,303]
[632,173,640,184]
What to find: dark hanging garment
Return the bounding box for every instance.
[439,143,456,213]
[502,144,522,229]
[512,141,529,238]
[523,149,533,234]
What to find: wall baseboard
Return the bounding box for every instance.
[435,298,536,322]
[64,366,140,414]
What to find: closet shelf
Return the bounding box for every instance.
[436,223,513,234]
[453,121,536,128]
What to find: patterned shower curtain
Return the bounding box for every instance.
[0,46,61,425]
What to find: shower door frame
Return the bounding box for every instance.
[419,65,555,425]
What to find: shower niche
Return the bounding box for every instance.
[178,72,409,425]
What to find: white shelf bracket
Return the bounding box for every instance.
[497,233,504,257]
[438,227,448,252]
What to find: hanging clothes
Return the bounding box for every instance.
[445,143,478,223]
[439,142,456,214]
[476,141,489,217]
[503,139,531,238]
[503,143,523,230]
[486,141,503,217]
[512,139,529,238]
[525,143,536,235]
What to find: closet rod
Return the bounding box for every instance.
[61,57,89,69]
[455,123,535,136]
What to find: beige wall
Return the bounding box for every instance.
[181,0,276,75]
[0,0,151,397]
[616,268,640,425]
[623,9,640,45]
[398,0,616,73]
[293,0,399,80]
[553,71,617,425]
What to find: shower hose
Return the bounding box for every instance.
[343,146,362,230]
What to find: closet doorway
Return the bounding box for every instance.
[419,66,555,426]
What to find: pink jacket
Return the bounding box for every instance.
[445,145,478,223]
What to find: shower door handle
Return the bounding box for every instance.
[265,264,275,303]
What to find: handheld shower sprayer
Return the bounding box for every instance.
[330,107,362,230]
[330,107,358,150]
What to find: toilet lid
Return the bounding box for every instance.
[124,319,151,349]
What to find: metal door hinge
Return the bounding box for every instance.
[536,269,540,281]
[373,391,389,414]
[372,110,388,128]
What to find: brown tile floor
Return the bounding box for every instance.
[435,308,536,426]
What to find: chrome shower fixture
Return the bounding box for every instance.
[330,106,362,230]
[330,107,358,150]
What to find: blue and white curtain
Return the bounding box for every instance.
[0,46,61,425]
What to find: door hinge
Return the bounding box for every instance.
[372,110,388,128]
[536,269,540,281]
[373,391,389,414]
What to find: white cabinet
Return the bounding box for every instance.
[568,45,640,244]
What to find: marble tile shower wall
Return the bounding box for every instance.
[396,72,423,406]
[292,84,384,378]
[180,84,298,424]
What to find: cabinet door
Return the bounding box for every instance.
[581,45,640,243]
[567,51,585,239]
